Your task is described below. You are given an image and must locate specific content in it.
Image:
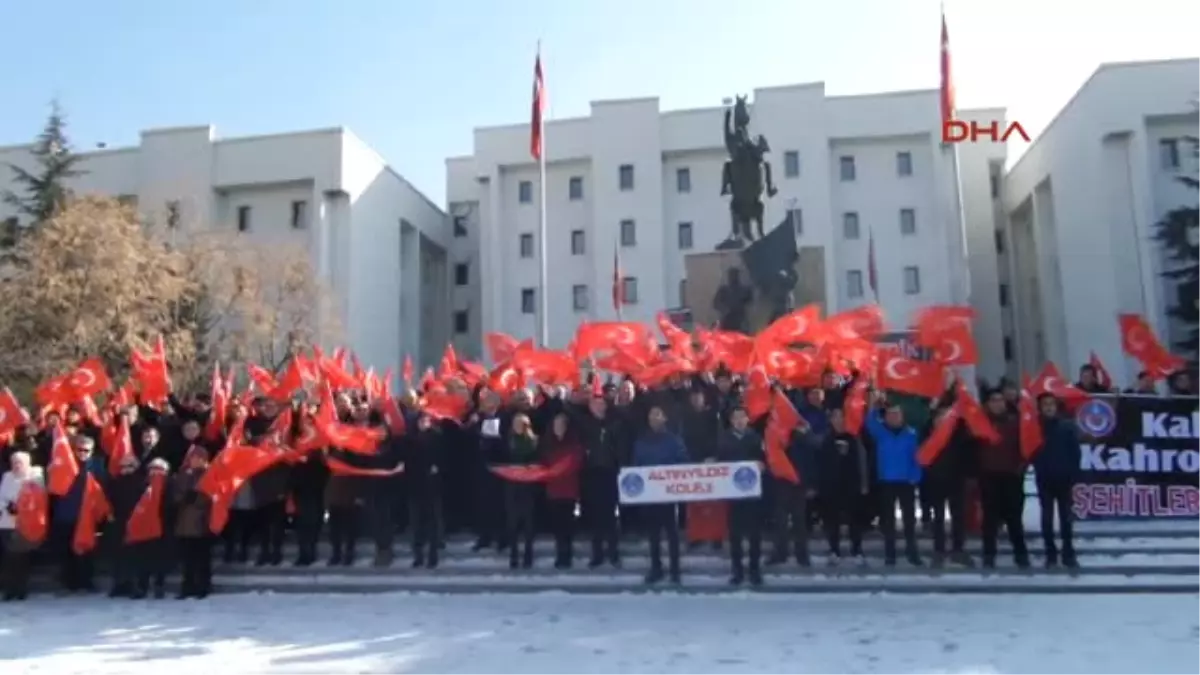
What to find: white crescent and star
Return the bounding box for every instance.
[939,339,962,363]
[884,357,916,380]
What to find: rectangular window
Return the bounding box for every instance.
[236,205,251,232]
[569,176,584,201]
[787,208,802,235]
[900,208,916,235]
[999,283,1010,307]
[1003,336,1015,361]
[903,266,921,295]
[847,270,864,299]
[571,229,585,255]
[290,200,308,229]
[1160,139,1180,170]
[454,263,469,286]
[843,212,860,240]
[519,233,534,258]
[453,311,469,334]
[994,229,1006,254]
[676,167,691,193]
[622,277,639,304]
[572,284,588,311]
[784,151,800,178]
[521,288,536,314]
[896,151,913,177]
[620,219,637,247]
[839,156,856,181]
[453,215,468,237]
[518,180,533,203]
[619,164,635,191]
[677,222,693,250]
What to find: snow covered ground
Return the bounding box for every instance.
[1,592,1197,674]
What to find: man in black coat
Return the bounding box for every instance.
[716,406,766,586]
[570,394,627,568]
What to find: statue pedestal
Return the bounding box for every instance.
[683,245,828,334]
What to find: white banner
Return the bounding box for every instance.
[617,461,763,505]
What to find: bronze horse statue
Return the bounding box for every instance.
[720,95,778,244]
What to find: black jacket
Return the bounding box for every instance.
[569,405,627,469]
[715,428,763,463]
[680,405,721,461]
[816,432,870,498]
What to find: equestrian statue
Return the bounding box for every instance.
[719,95,778,246]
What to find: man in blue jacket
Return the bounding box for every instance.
[1033,394,1082,569]
[632,405,689,584]
[865,397,924,566]
[51,435,108,592]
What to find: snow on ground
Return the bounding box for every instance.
[1,592,1197,674]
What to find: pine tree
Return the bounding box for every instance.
[1154,135,1199,358]
[2,100,85,226]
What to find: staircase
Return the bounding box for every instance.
[213,521,1199,595]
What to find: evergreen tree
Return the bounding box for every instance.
[2,100,85,226]
[1154,136,1199,358]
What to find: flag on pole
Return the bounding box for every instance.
[939,9,955,125]
[867,227,879,300]
[530,50,545,160]
[611,240,624,316]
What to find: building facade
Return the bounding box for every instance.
[1000,59,1200,386]
[447,84,1010,378]
[0,125,450,378]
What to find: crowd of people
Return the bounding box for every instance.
[0,346,1192,601]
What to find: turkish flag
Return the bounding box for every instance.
[130,336,170,403]
[490,452,581,483]
[842,377,871,435]
[743,368,774,422]
[15,482,49,545]
[47,423,79,497]
[530,50,545,160]
[65,358,112,401]
[764,389,801,484]
[204,363,229,443]
[1018,385,1044,460]
[104,415,134,475]
[1089,351,1114,390]
[759,304,822,347]
[823,305,886,343]
[247,363,278,394]
[956,385,1000,444]
[917,404,960,467]
[423,390,471,423]
[125,472,166,544]
[1118,313,1185,378]
[876,352,945,399]
[72,474,111,555]
[573,322,654,363]
[1029,362,1089,406]
[0,387,29,436]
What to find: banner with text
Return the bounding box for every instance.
[1072,395,1199,519]
[617,461,762,505]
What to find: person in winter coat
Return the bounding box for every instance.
[0,453,42,601]
[467,392,510,552]
[106,454,147,598]
[978,389,1031,569]
[769,406,820,567]
[52,435,108,592]
[1033,394,1082,568]
[504,413,541,569]
[632,405,689,584]
[130,458,173,598]
[817,409,871,564]
[407,414,443,569]
[680,388,725,550]
[571,393,626,568]
[864,398,924,566]
[1075,365,1111,394]
[173,447,213,599]
[716,406,766,586]
[922,393,977,568]
[542,412,583,569]
[323,454,362,567]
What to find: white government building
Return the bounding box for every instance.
[448,58,1199,387]
[0,126,450,376]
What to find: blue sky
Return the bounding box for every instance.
[4,0,1197,205]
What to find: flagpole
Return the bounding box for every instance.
[536,42,550,348]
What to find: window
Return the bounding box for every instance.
[618,164,635,191]
[521,288,536,314]
[571,229,586,255]
[842,212,860,240]
[453,215,468,237]
[784,151,800,178]
[903,266,921,295]
[165,200,181,230]
[989,173,1000,198]
[621,277,639,304]
[839,156,856,181]
[899,208,916,235]
[679,279,687,306]
[519,233,534,258]
[1160,139,1180,170]
[994,229,1006,254]
[847,270,864,299]
[518,180,533,204]
[787,208,803,235]
[999,283,1010,307]
[236,205,251,232]
[676,167,691,193]
[454,311,469,334]
[454,263,469,286]
[290,200,308,229]
[1003,336,1015,361]
[620,219,637,247]
[572,284,588,311]
[677,222,693,250]
[569,176,584,201]
[896,151,913,177]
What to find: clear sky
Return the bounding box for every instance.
[3,0,1197,206]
